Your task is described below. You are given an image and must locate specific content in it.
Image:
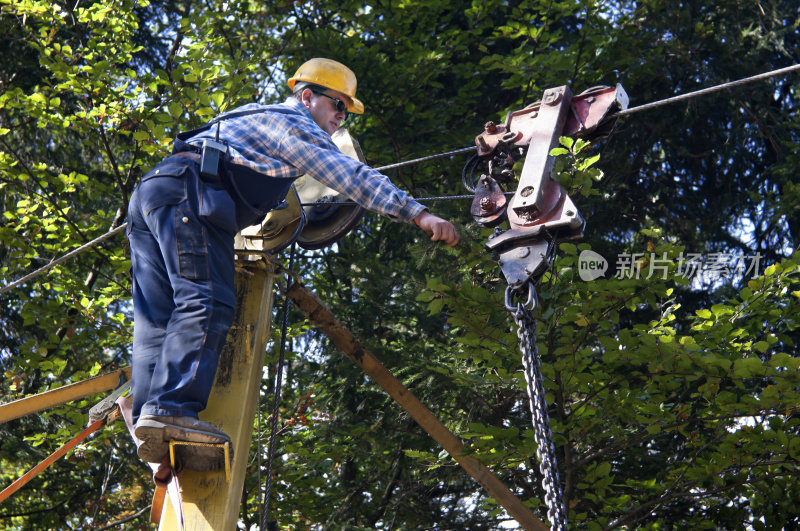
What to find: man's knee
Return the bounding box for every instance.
[206,303,235,353]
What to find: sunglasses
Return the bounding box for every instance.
[312,90,349,116]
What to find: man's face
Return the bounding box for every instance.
[302,88,349,136]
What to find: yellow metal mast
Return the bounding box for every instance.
[158,258,276,530]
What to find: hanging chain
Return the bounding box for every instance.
[505,233,565,530]
[508,282,567,531]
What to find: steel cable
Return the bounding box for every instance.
[3,62,798,292]
[374,146,477,172]
[0,223,127,296]
[301,193,497,207]
[260,243,296,531]
[616,63,800,117]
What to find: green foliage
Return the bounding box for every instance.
[0,0,279,525]
[1,0,799,528]
[551,136,604,197]
[420,236,800,528]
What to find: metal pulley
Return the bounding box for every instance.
[469,83,629,285]
[475,84,628,154]
[470,174,507,227]
[295,128,367,250]
[496,238,554,290]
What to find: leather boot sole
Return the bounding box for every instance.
[135,417,232,470]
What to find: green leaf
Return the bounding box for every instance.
[733,357,763,378]
[428,298,444,315]
[753,341,769,353]
[696,309,712,319]
[210,92,225,109]
[168,102,183,118]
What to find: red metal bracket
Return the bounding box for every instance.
[471,84,628,288]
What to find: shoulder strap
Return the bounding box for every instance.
[176,107,272,143]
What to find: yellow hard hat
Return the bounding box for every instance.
[288,58,365,114]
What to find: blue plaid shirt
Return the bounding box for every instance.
[188,98,426,223]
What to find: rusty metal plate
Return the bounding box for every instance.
[474,84,629,153]
[470,174,508,227]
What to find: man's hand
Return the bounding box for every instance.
[413,211,459,247]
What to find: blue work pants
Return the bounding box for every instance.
[126,156,238,422]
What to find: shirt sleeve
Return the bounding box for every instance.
[277,125,426,223]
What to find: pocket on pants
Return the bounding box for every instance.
[175,207,210,280]
[199,182,238,234]
[139,166,189,215]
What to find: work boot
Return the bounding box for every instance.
[134,415,232,471]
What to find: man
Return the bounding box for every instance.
[126,58,459,471]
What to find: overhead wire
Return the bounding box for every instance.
[2,62,798,294]
[616,63,800,117]
[0,224,127,296]
[374,146,477,172]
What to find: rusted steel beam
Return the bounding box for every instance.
[286,282,548,531]
[0,367,131,424]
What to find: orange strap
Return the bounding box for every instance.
[0,417,106,504]
[149,455,184,527]
[149,468,184,528]
[115,398,184,529]
[150,485,167,524]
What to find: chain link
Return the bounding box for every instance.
[509,283,567,531]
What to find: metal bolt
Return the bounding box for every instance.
[479,197,494,211]
[543,90,562,106]
[520,186,535,197]
[484,121,497,134]
[566,209,574,216]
